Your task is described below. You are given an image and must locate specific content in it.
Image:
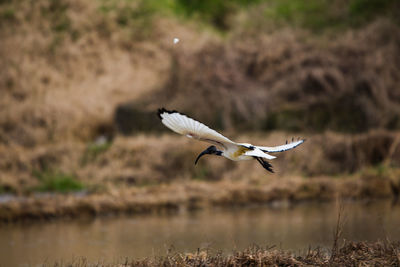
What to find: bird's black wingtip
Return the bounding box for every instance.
[157,108,186,119]
[157,108,166,120]
[289,137,307,144]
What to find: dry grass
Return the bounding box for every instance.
[129,20,400,133]
[0,0,179,145]
[48,241,400,266]
[1,131,400,194]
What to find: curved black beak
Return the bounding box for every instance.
[195,150,208,165]
[194,146,219,165]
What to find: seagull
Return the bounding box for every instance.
[157,108,305,173]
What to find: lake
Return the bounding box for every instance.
[1,199,399,266]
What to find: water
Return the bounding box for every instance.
[1,200,400,266]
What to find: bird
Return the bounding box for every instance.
[157,108,305,173]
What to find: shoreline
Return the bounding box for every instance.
[1,173,398,223]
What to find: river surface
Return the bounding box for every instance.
[1,200,400,266]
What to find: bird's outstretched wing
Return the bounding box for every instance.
[158,108,235,148]
[256,139,305,153]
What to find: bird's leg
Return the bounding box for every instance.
[254,157,274,173]
[261,158,274,173]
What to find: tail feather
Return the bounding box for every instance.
[257,138,305,153]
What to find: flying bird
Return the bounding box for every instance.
[157,108,305,173]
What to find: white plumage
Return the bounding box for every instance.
[158,108,305,173]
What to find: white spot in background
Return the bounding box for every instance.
[94,135,108,145]
[173,38,180,44]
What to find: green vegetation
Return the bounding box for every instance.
[264,0,340,31]
[0,183,15,194]
[362,163,391,177]
[98,0,260,31]
[33,169,84,193]
[40,0,71,33]
[263,0,399,31]
[373,163,390,176]
[349,0,399,25]
[1,0,398,35]
[0,6,15,21]
[0,185,6,194]
[98,0,159,39]
[173,0,260,30]
[0,1,16,27]
[36,0,74,53]
[96,0,398,32]
[81,140,112,165]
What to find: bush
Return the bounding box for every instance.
[33,169,84,193]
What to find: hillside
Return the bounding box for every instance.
[1,0,400,220]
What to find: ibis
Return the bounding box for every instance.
[157,108,305,173]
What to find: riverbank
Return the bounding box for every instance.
[1,168,399,222]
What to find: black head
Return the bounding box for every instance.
[195,145,222,165]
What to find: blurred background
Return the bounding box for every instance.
[1,0,400,265]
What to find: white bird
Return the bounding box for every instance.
[157,108,305,173]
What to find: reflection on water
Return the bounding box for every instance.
[1,200,400,266]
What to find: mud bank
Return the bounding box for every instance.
[1,172,399,223]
